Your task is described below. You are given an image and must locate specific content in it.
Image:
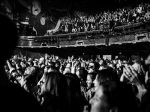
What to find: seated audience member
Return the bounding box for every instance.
[0,13,42,112]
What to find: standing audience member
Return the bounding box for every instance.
[65,72,85,112]
[90,68,138,112]
[85,72,96,102]
[38,71,68,112]
[132,55,145,84]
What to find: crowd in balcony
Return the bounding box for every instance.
[1,1,150,36]
[56,3,150,34]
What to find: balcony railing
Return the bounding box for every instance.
[17,21,150,48]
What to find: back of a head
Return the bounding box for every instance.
[48,61,56,69]
[65,73,82,112]
[43,72,68,112]
[0,13,18,65]
[44,72,59,95]
[90,80,138,112]
[0,13,19,85]
[101,81,138,112]
[44,71,67,97]
[0,13,43,112]
[78,67,87,81]
[65,73,80,92]
[96,68,119,85]
[131,55,141,63]
[95,68,138,112]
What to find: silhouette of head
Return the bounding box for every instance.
[0,13,18,65]
[0,13,43,112]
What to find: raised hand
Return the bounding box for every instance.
[120,65,141,85]
[120,65,147,101]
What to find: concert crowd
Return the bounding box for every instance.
[1,1,150,112]
[4,52,150,112]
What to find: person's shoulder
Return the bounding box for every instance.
[0,82,42,112]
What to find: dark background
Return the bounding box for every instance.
[3,0,150,16]
[42,0,149,14]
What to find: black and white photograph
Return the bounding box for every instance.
[0,0,150,112]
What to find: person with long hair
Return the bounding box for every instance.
[39,71,68,112]
[65,72,87,112]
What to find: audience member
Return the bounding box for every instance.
[0,13,42,112]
